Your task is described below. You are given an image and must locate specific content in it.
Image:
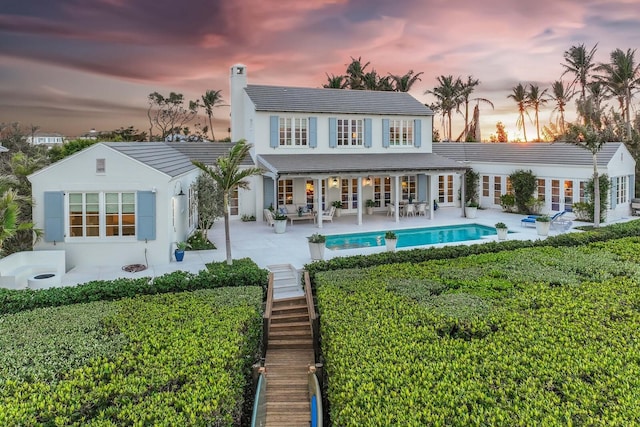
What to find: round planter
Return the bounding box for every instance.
[385,238,397,252]
[308,242,325,261]
[274,219,287,234]
[496,228,508,240]
[174,249,185,262]
[335,208,342,217]
[536,221,550,236]
[366,207,373,215]
[466,206,478,219]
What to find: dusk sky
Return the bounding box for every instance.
[1,0,639,141]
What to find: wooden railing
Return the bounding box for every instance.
[303,271,320,361]
[262,272,274,360]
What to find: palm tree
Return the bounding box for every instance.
[192,140,262,265]
[323,74,347,89]
[549,80,574,134]
[389,70,424,92]
[526,84,549,141]
[201,90,226,141]
[424,75,462,141]
[595,48,640,140]
[508,83,529,142]
[458,76,494,141]
[578,81,609,129]
[0,189,34,254]
[562,43,598,123]
[345,56,370,90]
[564,124,616,227]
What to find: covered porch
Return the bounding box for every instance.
[257,153,469,228]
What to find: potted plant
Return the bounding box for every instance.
[174,241,190,262]
[466,200,479,219]
[307,233,326,261]
[332,200,343,217]
[384,230,397,252]
[535,214,550,236]
[495,222,508,240]
[365,199,375,215]
[273,211,288,234]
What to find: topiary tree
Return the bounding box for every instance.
[464,169,480,204]
[191,173,224,241]
[509,169,537,213]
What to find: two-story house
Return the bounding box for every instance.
[229,63,468,227]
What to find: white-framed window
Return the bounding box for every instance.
[579,181,587,203]
[69,192,136,238]
[337,119,363,146]
[279,117,308,146]
[537,179,546,201]
[616,176,628,205]
[482,175,489,197]
[402,175,417,200]
[188,186,197,229]
[278,179,293,206]
[493,177,502,205]
[389,120,414,146]
[438,175,454,203]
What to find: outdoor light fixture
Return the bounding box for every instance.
[363,176,372,186]
[330,177,340,188]
[175,182,186,196]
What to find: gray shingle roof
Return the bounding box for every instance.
[105,142,197,177]
[245,85,434,116]
[431,142,624,167]
[258,153,466,176]
[167,142,254,166]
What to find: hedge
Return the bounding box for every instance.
[316,238,640,425]
[0,287,263,426]
[0,257,268,315]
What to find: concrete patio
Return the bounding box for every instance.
[58,207,616,287]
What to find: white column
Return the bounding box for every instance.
[357,177,363,225]
[316,177,323,228]
[394,175,400,223]
[460,172,466,217]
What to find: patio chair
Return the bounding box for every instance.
[417,202,427,216]
[322,206,335,223]
[405,203,416,217]
[550,211,572,232]
[263,209,275,227]
[387,203,396,216]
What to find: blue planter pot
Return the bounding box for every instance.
[175,249,185,262]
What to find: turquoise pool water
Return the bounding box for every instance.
[325,224,497,250]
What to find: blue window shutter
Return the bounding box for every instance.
[382,119,390,148]
[329,118,337,148]
[364,118,372,148]
[309,117,317,148]
[610,177,617,209]
[137,191,156,241]
[44,191,64,242]
[414,119,422,147]
[269,116,279,148]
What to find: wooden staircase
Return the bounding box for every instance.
[263,295,315,426]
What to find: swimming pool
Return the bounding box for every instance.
[325,224,497,250]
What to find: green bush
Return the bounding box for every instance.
[0,287,263,426]
[0,258,268,315]
[315,239,640,425]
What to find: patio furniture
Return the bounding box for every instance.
[264,209,275,227]
[387,203,396,216]
[405,203,416,217]
[321,206,335,223]
[521,211,567,228]
[417,203,427,216]
[289,211,316,225]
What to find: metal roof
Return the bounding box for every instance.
[244,85,434,116]
[167,142,254,166]
[431,142,624,167]
[105,142,197,177]
[258,153,467,176]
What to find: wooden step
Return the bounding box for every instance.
[271,313,309,324]
[271,306,307,317]
[269,338,314,349]
[272,296,306,307]
[269,320,310,331]
[269,329,312,341]
[264,349,314,367]
[265,413,311,427]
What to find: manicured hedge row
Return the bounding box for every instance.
[306,219,640,281]
[0,287,263,426]
[316,238,640,425]
[0,257,268,315]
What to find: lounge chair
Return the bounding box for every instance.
[521,211,567,228]
[321,206,335,223]
[263,209,275,227]
[550,211,572,232]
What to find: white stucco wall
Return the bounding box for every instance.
[29,144,199,269]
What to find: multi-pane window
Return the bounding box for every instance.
[279,117,308,146]
[564,180,573,211]
[69,192,135,238]
[506,177,513,195]
[537,179,546,201]
[389,120,414,146]
[579,181,587,203]
[438,175,453,203]
[105,193,135,237]
[482,176,489,197]
[402,175,417,200]
[616,176,627,204]
[493,177,502,205]
[278,179,293,206]
[337,119,363,146]
[188,186,197,229]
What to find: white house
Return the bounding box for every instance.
[29,142,200,269]
[229,63,468,226]
[26,132,65,145]
[432,142,636,220]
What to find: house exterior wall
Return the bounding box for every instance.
[29,144,199,269]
